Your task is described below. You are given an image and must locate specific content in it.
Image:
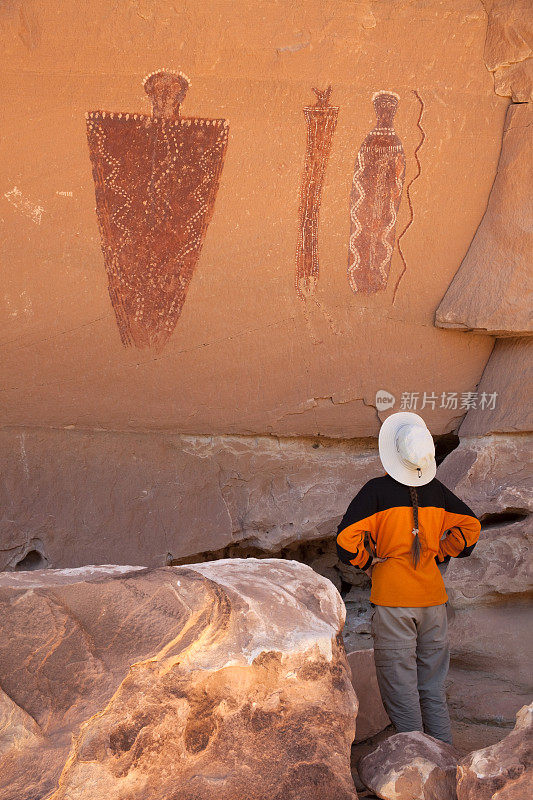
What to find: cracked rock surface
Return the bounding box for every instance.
[0,558,358,800]
[0,428,383,571]
[482,0,533,102]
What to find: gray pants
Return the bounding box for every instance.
[371,604,452,745]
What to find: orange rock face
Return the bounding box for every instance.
[0,560,359,800]
[482,0,533,102]
[436,103,533,337]
[0,0,504,435]
[458,338,533,435]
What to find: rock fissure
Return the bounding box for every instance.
[479,508,530,528]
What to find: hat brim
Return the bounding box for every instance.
[378,411,436,487]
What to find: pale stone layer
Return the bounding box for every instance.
[0,559,358,800]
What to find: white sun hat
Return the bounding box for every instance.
[378,411,436,486]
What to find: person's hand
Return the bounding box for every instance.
[364,556,387,578]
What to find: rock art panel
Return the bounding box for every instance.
[347,91,406,294]
[86,69,229,350]
[295,86,339,299]
[0,1,510,435]
[0,559,359,800]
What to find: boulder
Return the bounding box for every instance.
[436,103,533,336]
[0,559,358,800]
[457,702,533,798]
[445,516,531,607]
[358,731,458,800]
[347,649,391,743]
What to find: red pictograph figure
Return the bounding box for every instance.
[347,91,406,294]
[86,69,229,349]
[295,86,339,300]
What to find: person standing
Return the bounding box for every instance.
[336,411,481,745]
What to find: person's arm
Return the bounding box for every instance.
[436,480,482,564]
[336,481,378,571]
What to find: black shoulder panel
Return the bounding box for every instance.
[372,475,448,513]
[434,478,480,519]
[337,479,378,533]
[339,475,479,520]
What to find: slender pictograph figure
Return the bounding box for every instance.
[86,69,229,349]
[347,91,406,294]
[295,86,339,300]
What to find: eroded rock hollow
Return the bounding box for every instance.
[0,559,359,800]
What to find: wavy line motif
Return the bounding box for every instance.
[392,90,426,305]
[347,150,366,290]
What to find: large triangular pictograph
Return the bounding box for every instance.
[86,70,229,349]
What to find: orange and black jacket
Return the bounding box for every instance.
[336,474,482,607]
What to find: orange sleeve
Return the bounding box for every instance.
[336,481,377,570]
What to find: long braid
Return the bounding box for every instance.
[409,485,421,569]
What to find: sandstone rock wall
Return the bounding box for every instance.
[0,0,503,435]
[435,104,533,337]
[433,0,533,747]
[358,731,459,800]
[0,427,384,571]
[437,432,532,732]
[1,2,532,787]
[482,0,533,102]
